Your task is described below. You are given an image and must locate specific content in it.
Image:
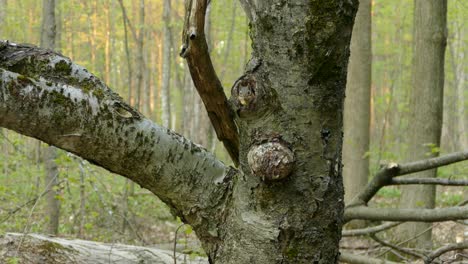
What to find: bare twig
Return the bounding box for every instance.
[342,222,402,237]
[116,0,138,42]
[348,150,468,207]
[339,251,399,264]
[181,0,239,165]
[391,177,468,186]
[173,224,186,264]
[344,206,468,222]
[370,234,425,259]
[425,242,468,264]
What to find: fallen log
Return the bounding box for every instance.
[0,233,208,264]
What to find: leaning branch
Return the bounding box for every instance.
[0,41,235,231]
[344,205,468,222]
[348,150,468,206]
[180,0,239,166]
[370,234,424,259]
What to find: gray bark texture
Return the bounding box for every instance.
[0,0,358,262]
[343,0,371,206]
[398,0,447,249]
[41,0,60,236]
[189,0,356,262]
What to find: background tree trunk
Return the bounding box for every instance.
[41,0,60,236]
[399,0,447,249]
[0,0,6,177]
[343,0,372,209]
[161,0,171,128]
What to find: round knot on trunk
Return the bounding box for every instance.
[247,142,294,181]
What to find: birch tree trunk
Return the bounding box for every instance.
[399,0,447,249]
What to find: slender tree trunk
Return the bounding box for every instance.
[343,0,372,207]
[182,67,194,138]
[447,26,466,150]
[0,0,6,176]
[41,0,60,236]
[399,0,447,249]
[119,0,133,106]
[78,160,86,238]
[219,0,237,80]
[136,0,145,112]
[161,0,171,128]
[0,0,5,38]
[104,0,111,86]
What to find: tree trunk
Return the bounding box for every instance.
[44,146,60,235]
[161,0,171,128]
[104,0,111,86]
[399,0,447,249]
[0,0,6,176]
[41,0,60,236]
[185,0,357,262]
[137,0,145,113]
[343,0,372,207]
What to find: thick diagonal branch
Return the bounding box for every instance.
[348,150,468,207]
[0,42,235,236]
[181,0,239,166]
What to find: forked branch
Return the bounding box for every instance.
[181,0,239,165]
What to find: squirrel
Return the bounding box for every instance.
[231,57,262,107]
[237,78,256,106]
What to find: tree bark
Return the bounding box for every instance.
[398,0,447,249]
[41,0,60,236]
[0,43,234,251]
[184,0,357,262]
[342,0,372,223]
